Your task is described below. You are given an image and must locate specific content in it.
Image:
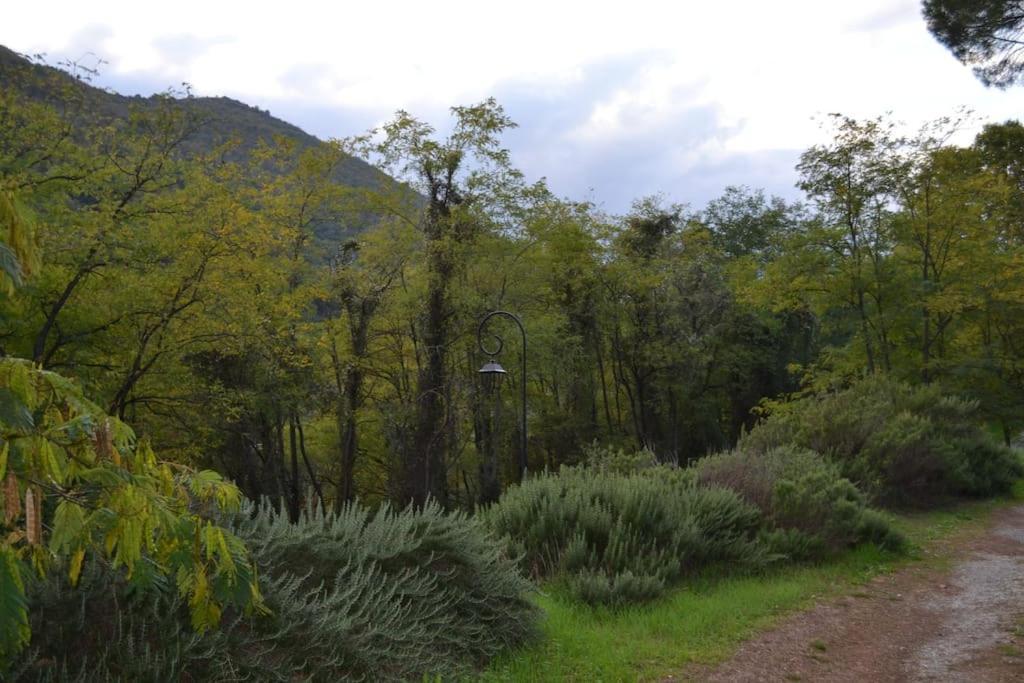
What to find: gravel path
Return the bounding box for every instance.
[691,504,1024,682]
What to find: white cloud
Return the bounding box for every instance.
[5,0,1024,210]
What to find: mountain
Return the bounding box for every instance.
[0,44,388,193]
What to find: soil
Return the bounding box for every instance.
[686,504,1024,682]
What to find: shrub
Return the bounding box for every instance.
[741,376,1023,505]
[483,467,765,606]
[692,447,775,512]
[696,446,905,558]
[581,442,696,488]
[11,499,538,682]
[0,359,260,665]
[228,499,538,680]
[7,562,264,682]
[581,441,662,473]
[569,571,665,607]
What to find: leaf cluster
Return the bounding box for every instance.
[0,358,262,664]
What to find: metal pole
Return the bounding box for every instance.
[477,310,528,479]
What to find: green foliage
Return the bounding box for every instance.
[8,561,264,682]
[485,499,995,681]
[0,190,38,294]
[924,0,1024,87]
[484,467,765,606]
[0,358,261,664]
[225,498,539,680]
[569,570,666,607]
[0,546,28,662]
[741,376,1024,505]
[696,445,905,559]
[581,441,662,474]
[1,49,1022,519]
[8,498,538,681]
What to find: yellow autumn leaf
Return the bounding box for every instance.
[68,548,85,587]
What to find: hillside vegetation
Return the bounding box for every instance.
[1,38,1023,680]
[0,46,385,190]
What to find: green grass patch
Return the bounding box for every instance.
[483,497,1013,682]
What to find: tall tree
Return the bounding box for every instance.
[793,115,904,374]
[923,0,1024,87]
[360,99,526,506]
[324,224,410,504]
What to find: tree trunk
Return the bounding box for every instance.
[405,272,450,507]
[296,415,325,509]
[288,415,300,522]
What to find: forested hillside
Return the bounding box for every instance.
[2,23,1024,679]
[3,45,1024,508]
[0,46,384,184]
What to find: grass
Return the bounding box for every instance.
[483,497,1016,682]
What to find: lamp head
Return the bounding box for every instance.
[478,361,507,375]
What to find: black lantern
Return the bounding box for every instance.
[477,311,527,479]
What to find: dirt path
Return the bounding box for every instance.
[693,504,1024,682]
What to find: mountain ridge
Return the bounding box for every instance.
[0,43,386,192]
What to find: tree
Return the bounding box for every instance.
[702,185,802,262]
[358,99,526,507]
[792,114,905,375]
[923,0,1024,87]
[975,120,1024,239]
[947,121,1024,441]
[323,224,410,505]
[0,358,262,663]
[26,94,206,367]
[602,199,743,461]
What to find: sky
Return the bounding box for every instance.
[5,0,1024,213]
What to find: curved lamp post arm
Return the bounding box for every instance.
[477,310,528,479]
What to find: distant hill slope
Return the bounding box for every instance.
[0,43,389,198]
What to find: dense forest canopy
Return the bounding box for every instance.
[1,47,1023,517]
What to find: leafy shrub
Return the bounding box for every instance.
[581,441,662,473]
[855,508,906,551]
[7,562,264,682]
[581,442,696,488]
[228,499,538,680]
[692,447,775,512]
[569,571,665,607]
[483,467,765,606]
[0,358,260,665]
[741,376,1023,505]
[10,499,538,681]
[696,446,905,558]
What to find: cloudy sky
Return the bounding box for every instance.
[5,1,1024,212]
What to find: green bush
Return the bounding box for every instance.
[10,499,538,682]
[741,376,1023,505]
[483,467,765,606]
[581,442,696,488]
[582,441,664,473]
[696,446,904,559]
[7,561,263,682]
[230,499,538,680]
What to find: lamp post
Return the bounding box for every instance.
[477,310,527,480]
